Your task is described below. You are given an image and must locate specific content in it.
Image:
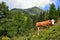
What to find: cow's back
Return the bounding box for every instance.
[36,20,51,27]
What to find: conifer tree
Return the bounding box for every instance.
[48,3,57,20]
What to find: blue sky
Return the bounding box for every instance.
[0,0,60,10]
[41,0,60,10]
[56,0,60,8]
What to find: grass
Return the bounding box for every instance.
[1,20,60,40]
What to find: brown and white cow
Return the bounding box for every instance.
[36,20,51,27]
[36,19,55,35]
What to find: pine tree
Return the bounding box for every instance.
[48,3,57,20]
[0,2,9,18]
[57,6,60,18]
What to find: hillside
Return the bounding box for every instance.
[10,20,60,40]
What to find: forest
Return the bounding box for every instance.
[0,2,60,40]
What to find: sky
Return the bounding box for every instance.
[0,0,60,10]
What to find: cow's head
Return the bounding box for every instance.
[51,19,58,25]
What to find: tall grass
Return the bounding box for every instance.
[1,20,60,40]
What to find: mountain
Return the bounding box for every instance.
[24,7,42,14]
[11,7,43,15]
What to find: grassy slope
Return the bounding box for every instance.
[11,20,60,40]
[2,20,60,40]
[26,20,60,40]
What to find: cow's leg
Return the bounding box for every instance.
[36,27,39,36]
[46,24,50,28]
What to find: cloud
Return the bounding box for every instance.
[0,0,57,9]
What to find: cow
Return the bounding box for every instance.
[36,20,51,27]
[36,19,55,35]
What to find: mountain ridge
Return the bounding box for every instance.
[11,7,43,14]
